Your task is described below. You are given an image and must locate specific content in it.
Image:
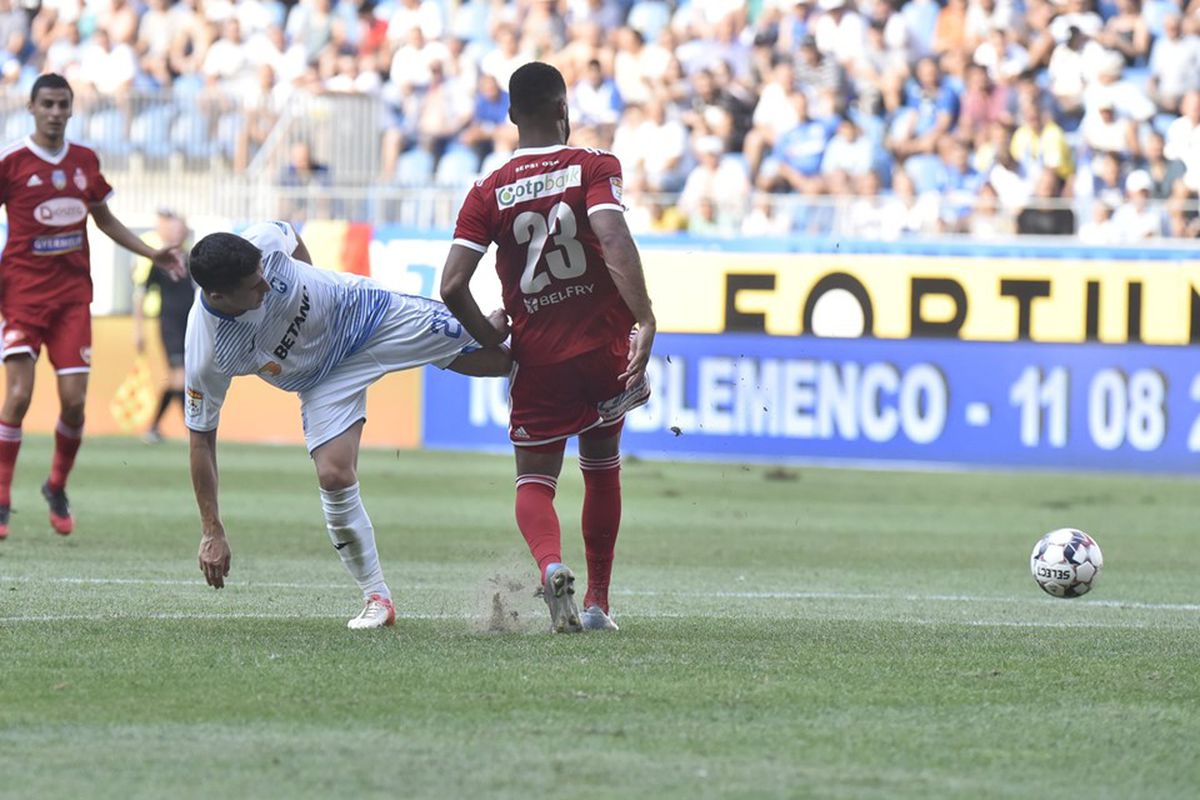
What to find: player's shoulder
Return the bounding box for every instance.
[0,137,30,164]
[63,140,102,165]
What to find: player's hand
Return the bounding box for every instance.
[486,308,511,342]
[198,525,231,589]
[619,321,656,387]
[154,246,187,281]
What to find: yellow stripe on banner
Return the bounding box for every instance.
[299,221,348,271]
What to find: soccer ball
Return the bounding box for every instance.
[1030,528,1104,598]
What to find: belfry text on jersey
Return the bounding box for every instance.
[523,283,594,315]
[273,287,311,360]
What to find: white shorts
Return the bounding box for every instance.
[299,293,476,453]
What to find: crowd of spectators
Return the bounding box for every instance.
[1,0,1199,240]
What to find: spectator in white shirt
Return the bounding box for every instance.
[1148,14,1200,114]
[1165,90,1200,189]
[1111,170,1165,241]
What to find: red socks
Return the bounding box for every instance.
[48,417,83,492]
[515,475,562,580]
[580,454,622,613]
[0,422,21,506]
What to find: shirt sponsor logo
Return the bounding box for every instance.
[51,169,66,189]
[26,174,42,187]
[34,198,88,227]
[258,361,282,377]
[74,167,87,190]
[523,283,595,315]
[185,388,204,418]
[32,231,84,256]
[272,287,310,360]
[495,165,582,209]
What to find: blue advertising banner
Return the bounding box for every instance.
[423,333,1200,473]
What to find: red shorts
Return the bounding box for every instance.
[509,337,642,448]
[0,301,92,372]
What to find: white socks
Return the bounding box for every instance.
[320,482,390,601]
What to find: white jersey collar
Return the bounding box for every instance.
[511,144,570,159]
[24,136,71,165]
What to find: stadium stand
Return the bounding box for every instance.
[0,0,1198,238]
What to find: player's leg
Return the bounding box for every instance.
[577,423,623,631]
[147,320,188,442]
[515,441,581,633]
[41,302,92,536]
[0,354,36,539]
[311,421,396,629]
[42,370,87,535]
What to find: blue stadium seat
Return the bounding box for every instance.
[170,111,215,160]
[479,150,509,176]
[395,148,434,185]
[434,146,481,186]
[905,154,947,194]
[130,104,176,160]
[4,112,30,142]
[215,112,244,161]
[87,109,133,156]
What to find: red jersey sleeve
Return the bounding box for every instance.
[452,183,493,253]
[84,151,113,205]
[584,153,625,217]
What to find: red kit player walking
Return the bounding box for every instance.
[0,74,183,539]
[441,62,655,633]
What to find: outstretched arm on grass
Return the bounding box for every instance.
[190,428,230,589]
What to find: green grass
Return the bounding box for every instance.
[1,435,1199,799]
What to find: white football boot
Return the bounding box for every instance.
[346,593,396,629]
[579,605,619,632]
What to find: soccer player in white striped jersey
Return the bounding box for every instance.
[184,221,510,628]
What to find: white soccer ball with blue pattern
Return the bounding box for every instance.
[1030,528,1104,598]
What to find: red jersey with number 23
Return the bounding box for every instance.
[452,145,633,367]
[0,138,113,307]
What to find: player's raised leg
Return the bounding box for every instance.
[577,424,623,632]
[515,443,582,633]
[311,420,395,629]
[0,354,36,540]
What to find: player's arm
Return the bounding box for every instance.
[590,209,656,386]
[291,227,313,264]
[90,201,186,279]
[189,427,230,589]
[440,245,509,349]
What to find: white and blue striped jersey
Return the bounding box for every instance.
[183,221,393,432]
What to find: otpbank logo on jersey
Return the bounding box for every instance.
[495,165,582,209]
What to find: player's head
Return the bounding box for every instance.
[508,62,569,143]
[189,232,270,314]
[28,74,73,145]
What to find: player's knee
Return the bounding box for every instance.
[316,462,357,491]
[60,398,86,425]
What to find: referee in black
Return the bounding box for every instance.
[133,209,195,443]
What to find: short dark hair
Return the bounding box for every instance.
[508,62,566,118]
[189,232,262,292]
[30,73,72,103]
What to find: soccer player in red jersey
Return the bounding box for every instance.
[0,74,183,539]
[441,62,656,633]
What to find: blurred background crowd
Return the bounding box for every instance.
[1,0,1199,239]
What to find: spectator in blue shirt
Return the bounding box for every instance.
[757,93,831,194]
[892,57,959,158]
[460,72,511,160]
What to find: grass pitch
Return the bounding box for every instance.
[1,435,1198,799]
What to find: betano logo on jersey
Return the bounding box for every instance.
[495,165,582,209]
[34,198,88,227]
